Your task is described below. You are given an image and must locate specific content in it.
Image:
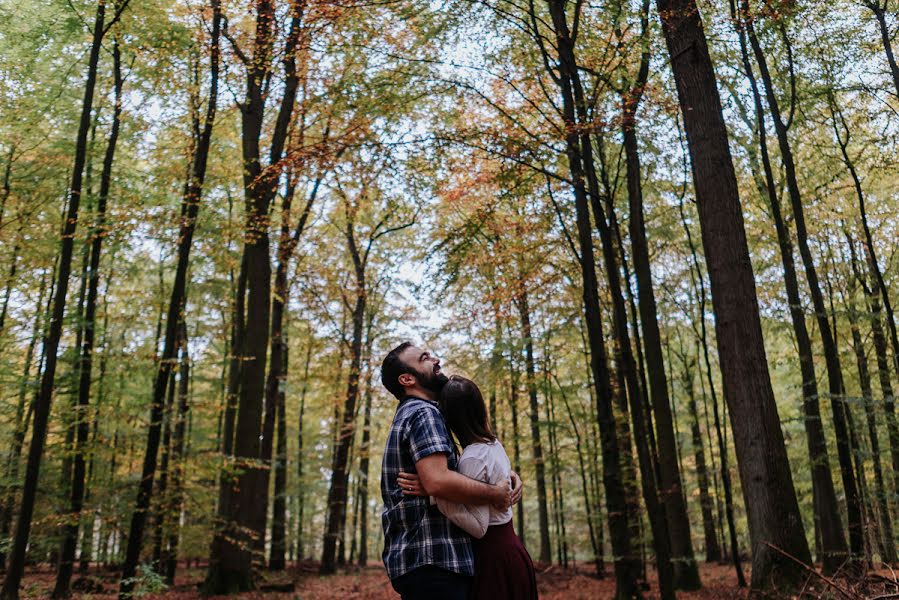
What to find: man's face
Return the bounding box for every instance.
[399,345,448,393]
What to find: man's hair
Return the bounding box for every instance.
[381,341,414,400]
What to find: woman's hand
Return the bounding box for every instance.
[510,470,523,505]
[398,471,427,496]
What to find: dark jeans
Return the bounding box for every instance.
[391,565,471,600]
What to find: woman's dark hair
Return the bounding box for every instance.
[381,341,414,400]
[439,376,496,447]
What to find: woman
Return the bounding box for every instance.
[402,375,538,600]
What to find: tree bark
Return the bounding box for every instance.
[655,0,811,591]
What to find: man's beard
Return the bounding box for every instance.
[419,367,449,393]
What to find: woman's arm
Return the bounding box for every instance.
[433,455,492,538]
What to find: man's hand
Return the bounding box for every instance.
[510,470,523,506]
[491,479,513,511]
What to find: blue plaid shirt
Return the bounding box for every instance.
[380,396,474,580]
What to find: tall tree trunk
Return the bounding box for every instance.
[509,349,525,545]
[555,369,602,574]
[655,0,811,592]
[53,38,123,599]
[269,330,289,571]
[516,289,551,563]
[677,189,742,582]
[742,5,863,561]
[295,334,312,561]
[205,2,301,590]
[866,1,899,99]
[164,322,191,584]
[530,3,646,595]
[119,3,219,594]
[266,168,319,571]
[680,349,721,563]
[357,318,375,567]
[847,288,896,563]
[0,1,119,595]
[730,1,849,572]
[0,271,48,567]
[619,17,699,584]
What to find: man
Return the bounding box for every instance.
[380,342,522,600]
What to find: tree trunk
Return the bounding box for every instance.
[1,1,112,595]
[509,349,525,546]
[205,2,301,590]
[867,1,899,99]
[847,289,896,563]
[164,322,192,584]
[269,330,289,571]
[730,2,849,572]
[516,289,551,563]
[295,335,312,561]
[655,0,811,591]
[357,320,375,567]
[531,3,645,595]
[621,58,700,591]
[742,5,863,561]
[681,349,721,563]
[0,271,48,567]
[53,38,123,599]
[119,3,219,594]
[320,214,366,574]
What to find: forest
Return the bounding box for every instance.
[1,0,898,598]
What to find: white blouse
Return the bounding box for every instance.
[435,439,514,538]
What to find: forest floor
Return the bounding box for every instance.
[19,562,752,600]
[19,560,899,599]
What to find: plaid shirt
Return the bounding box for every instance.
[380,396,474,580]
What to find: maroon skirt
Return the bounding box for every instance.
[470,519,538,600]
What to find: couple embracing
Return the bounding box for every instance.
[379,342,539,600]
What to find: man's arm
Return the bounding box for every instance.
[416,453,511,509]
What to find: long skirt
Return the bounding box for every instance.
[470,519,538,600]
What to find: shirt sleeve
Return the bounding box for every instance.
[406,404,453,463]
[435,454,491,539]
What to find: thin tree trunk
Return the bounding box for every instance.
[53,38,122,598]
[742,4,863,561]
[0,272,48,567]
[357,318,375,567]
[164,321,191,584]
[681,348,721,563]
[866,1,899,99]
[320,195,370,574]
[516,289,551,563]
[509,350,525,545]
[730,1,849,572]
[847,286,896,563]
[655,0,811,591]
[119,3,219,594]
[0,0,119,595]
[295,335,312,561]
